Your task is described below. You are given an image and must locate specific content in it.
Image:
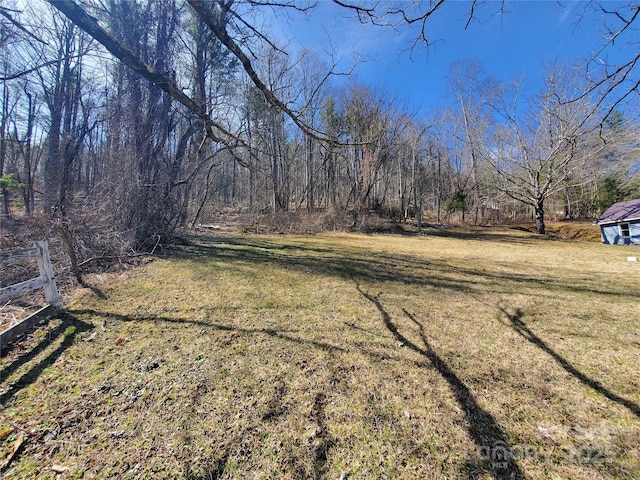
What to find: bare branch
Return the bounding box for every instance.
[187,0,330,141]
[569,2,640,118]
[0,6,48,45]
[45,0,250,153]
[0,57,80,81]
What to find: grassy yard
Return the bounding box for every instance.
[1,227,639,479]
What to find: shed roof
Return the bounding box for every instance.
[596,198,640,225]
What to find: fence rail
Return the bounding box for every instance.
[0,241,60,348]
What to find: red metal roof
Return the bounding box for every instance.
[596,199,640,224]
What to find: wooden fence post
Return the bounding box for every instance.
[36,240,61,310]
[0,241,61,348]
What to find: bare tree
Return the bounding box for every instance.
[404,121,428,230]
[487,65,614,234]
[446,60,495,225]
[9,82,41,216]
[29,6,96,217]
[319,96,343,210]
[295,48,331,211]
[342,83,410,226]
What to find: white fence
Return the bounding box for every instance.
[0,241,60,347]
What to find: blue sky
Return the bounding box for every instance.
[270,1,636,117]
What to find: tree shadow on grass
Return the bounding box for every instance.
[66,308,429,386]
[79,281,107,300]
[421,225,548,245]
[66,308,349,356]
[171,234,478,293]
[357,285,524,480]
[66,308,339,479]
[310,391,334,480]
[499,305,640,420]
[0,312,93,406]
[172,234,635,300]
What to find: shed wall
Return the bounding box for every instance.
[630,222,640,244]
[600,221,640,245]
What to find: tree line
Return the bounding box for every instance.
[1,0,639,253]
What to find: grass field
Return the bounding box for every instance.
[1,227,639,479]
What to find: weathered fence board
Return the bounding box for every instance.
[0,305,56,347]
[0,276,48,304]
[0,241,60,349]
[0,247,40,265]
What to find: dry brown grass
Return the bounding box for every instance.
[0,227,638,479]
[509,221,602,242]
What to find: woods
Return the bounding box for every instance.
[1,0,639,251]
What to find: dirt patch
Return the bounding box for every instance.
[510,221,601,242]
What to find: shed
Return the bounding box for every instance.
[595,199,640,245]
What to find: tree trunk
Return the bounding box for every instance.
[271,144,279,212]
[328,150,336,209]
[563,184,572,220]
[58,222,84,285]
[44,110,62,216]
[21,90,35,216]
[1,82,9,216]
[535,200,546,235]
[436,149,442,223]
[306,135,314,211]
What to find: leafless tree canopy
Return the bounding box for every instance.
[0,0,638,257]
[576,1,640,117]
